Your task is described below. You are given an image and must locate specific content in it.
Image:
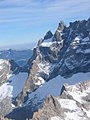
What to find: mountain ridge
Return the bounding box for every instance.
[21,18,90,98]
[0,18,90,120]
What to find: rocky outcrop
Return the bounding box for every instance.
[31,80,90,120]
[9,60,20,74]
[30,95,63,120]
[52,20,65,42]
[0,97,12,118]
[44,30,53,40]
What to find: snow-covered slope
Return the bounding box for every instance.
[0,83,13,102]
[0,72,28,100]
[0,72,28,117]
[31,79,90,120]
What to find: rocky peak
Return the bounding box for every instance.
[30,95,63,120]
[58,20,65,31]
[69,18,90,38]
[44,30,53,40]
[20,18,90,104]
[52,21,65,42]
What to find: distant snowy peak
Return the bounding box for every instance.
[31,80,90,120]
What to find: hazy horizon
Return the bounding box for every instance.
[0,42,37,50]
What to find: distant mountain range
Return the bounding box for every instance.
[0,49,32,66]
[0,42,37,51]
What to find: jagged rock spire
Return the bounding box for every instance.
[52,20,65,42]
[44,30,53,40]
[58,20,65,31]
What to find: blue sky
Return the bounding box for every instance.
[0,0,90,47]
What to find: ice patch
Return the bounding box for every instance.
[57,99,78,110]
[41,42,53,47]
[35,77,45,86]
[38,62,51,75]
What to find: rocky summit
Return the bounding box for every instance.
[0,18,90,120]
[22,18,90,96]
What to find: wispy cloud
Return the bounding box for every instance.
[0,0,90,24]
[0,0,90,47]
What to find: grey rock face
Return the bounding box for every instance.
[52,21,65,42]
[0,97,12,117]
[30,95,63,120]
[9,60,20,74]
